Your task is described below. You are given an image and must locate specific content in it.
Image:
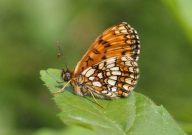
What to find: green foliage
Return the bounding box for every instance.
[34,127,96,135]
[163,0,192,43]
[40,69,187,135]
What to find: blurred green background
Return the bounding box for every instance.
[0,0,192,135]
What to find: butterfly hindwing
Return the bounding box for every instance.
[77,56,139,99]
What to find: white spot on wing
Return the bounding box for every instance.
[129,67,134,72]
[92,81,102,87]
[121,56,127,62]
[82,67,91,75]
[118,26,125,30]
[121,29,128,34]
[111,87,117,92]
[125,78,132,84]
[89,76,94,81]
[131,35,135,38]
[137,49,140,54]
[133,61,138,66]
[134,30,138,34]
[109,76,117,80]
[112,71,121,75]
[107,63,115,68]
[99,62,104,69]
[136,74,140,79]
[97,73,103,78]
[134,67,139,73]
[106,57,116,64]
[123,84,129,90]
[101,90,107,94]
[115,30,120,34]
[132,80,137,85]
[110,67,119,71]
[106,72,111,76]
[85,68,95,77]
[125,61,132,66]
[130,73,135,78]
[108,79,116,86]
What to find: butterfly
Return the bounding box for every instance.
[59,22,140,99]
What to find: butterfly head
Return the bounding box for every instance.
[61,68,72,82]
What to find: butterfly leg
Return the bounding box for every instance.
[53,80,71,95]
[86,88,104,109]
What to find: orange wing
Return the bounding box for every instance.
[73,22,140,76]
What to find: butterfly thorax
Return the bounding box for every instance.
[61,68,89,96]
[71,75,87,96]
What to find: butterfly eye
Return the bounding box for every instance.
[61,69,71,82]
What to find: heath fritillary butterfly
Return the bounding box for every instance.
[59,22,140,99]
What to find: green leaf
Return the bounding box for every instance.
[40,68,187,135]
[33,126,96,135]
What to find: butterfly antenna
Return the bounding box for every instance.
[55,41,69,70]
[56,40,64,59]
[64,63,68,70]
[87,89,104,109]
[53,79,71,95]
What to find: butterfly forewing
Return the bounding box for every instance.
[73,22,140,76]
